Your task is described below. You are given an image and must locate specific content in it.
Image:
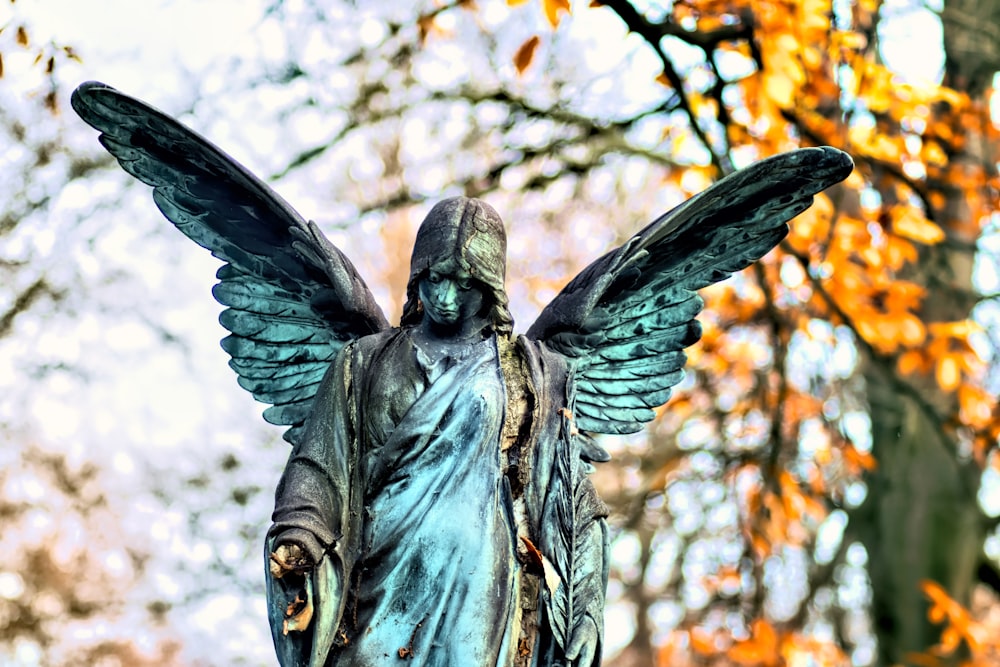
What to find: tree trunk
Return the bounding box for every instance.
[858,2,999,663]
[860,381,983,665]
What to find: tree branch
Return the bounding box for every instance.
[0,278,58,339]
[597,0,734,174]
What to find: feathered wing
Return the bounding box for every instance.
[528,147,854,436]
[71,81,389,446]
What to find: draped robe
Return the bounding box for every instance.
[266,328,608,667]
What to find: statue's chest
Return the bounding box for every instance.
[358,334,504,449]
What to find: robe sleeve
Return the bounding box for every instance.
[519,337,609,667]
[266,342,363,667]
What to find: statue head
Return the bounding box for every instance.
[401,197,513,335]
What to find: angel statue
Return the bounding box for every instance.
[71,80,852,666]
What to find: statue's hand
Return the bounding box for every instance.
[269,542,314,579]
[565,617,598,666]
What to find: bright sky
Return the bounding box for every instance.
[10,0,267,93]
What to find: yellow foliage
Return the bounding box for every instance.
[542,0,571,28]
[891,206,944,245]
[921,140,948,167]
[884,235,917,271]
[787,193,832,254]
[829,29,867,51]
[798,0,831,33]
[763,70,796,110]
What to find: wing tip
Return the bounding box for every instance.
[793,146,854,185]
[71,80,118,124]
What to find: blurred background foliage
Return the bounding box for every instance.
[2,0,999,665]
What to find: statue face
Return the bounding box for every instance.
[418,259,485,331]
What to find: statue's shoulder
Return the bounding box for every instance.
[510,333,568,372]
[351,327,407,358]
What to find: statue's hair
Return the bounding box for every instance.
[400,197,513,335]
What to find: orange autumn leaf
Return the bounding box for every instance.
[690,627,719,655]
[788,192,833,251]
[928,319,982,339]
[936,353,962,392]
[934,85,969,108]
[656,632,690,666]
[513,35,540,74]
[750,532,772,559]
[830,29,867,51]
[892,206,945,245]
[778,470,826,525]
[922,140,948,166]
[543,0,571,28]
[843,445,877,472]
[958,384,994,428]
[728,619,779,666]
[900,314,927,346]
[920,579,998,657]
[646,456,685,490]
[897,349,930,376]
[885,235,918,270]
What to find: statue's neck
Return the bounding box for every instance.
[412,315,491,364]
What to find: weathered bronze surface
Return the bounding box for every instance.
[72,80,852,666]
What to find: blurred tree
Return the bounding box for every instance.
[858,0,1000,664]
[0,444,185,665]
[483,1,1000,665]
[482,1,1000,665]
[1,3,286,665]
[5,0,1000,665]
[0,7,196,665]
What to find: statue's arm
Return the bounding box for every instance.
[268,345,357,554]
[265,345,361,666]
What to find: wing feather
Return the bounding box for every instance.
[236,367,328,397]
[228,359,331,381]
[578,369,684,396]
[72,81,389,444]
[590,295,703,341]
[575,400,654,427]
[581,360,685,380]
[247,379,326,406]
[263,402,314,428]
[530,147,853,435]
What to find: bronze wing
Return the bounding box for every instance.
[528,147,854,437]
[71,81,389,446]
